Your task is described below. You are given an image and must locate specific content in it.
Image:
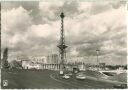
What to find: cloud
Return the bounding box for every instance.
[39,0,80,22]
[1,1,127,65]
[39,1,64,21]
[1,1,43,24]
[64,4,126,65]
[1,1,39,10]
[1,6,32,49]
[29,24,54,38]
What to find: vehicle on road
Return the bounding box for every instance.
[113,84,127,89]
[73,67,79,74]
[62,74,70,79]
[66,72,72,76]
[59,70,64,75]
[76,74,86,80]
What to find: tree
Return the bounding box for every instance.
[2,48,10,68]
[10,60,22,69]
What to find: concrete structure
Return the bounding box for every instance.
[46,54,60,64]
[22,60,30,69]
[51,54,59,64]
[67,56,84,63]
[29,56,47,64]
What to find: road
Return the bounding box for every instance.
[1,69,115,89]
[50,73,114,89]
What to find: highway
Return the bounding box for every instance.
[1,69,115,89]
[50,73,114,89]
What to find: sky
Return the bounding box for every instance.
[1,0,127,65]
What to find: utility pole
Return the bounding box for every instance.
[57,12,68,74]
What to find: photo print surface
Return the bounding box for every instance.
[0,0,127,89]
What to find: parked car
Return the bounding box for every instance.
[76,74,86,80]
[62,74,70,79]
[113,84,127,89]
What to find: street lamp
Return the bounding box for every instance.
[96,49,100,71]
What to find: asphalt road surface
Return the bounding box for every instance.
[1,69,115,89]
[50,73,115,89]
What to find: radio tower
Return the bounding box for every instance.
[57,12,68,72]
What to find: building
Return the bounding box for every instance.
[67,56,84,63]
[47,55,51,64]
[51,54,59,64]
[78,64,86,71]
[22,60,30,69]
[46,54,60,64]
[29,56,47,64]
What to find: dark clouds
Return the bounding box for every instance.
[1,1,127,65]
[1,1,39,10]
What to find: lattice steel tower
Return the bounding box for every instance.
[57,12,68,70]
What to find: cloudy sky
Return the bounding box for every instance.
[1,0,127,65]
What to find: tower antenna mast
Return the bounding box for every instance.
[57,12,68,72]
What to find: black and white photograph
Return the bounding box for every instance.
[0,0,127,89]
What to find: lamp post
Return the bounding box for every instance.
[96,49,100,71]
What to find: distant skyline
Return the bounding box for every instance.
[1,1,127,65]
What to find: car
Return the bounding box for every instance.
[76,74,86,80]
[113,84,127,89]
[66,72,72,76]
[62,74,70,79]
[59,70,64,75]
